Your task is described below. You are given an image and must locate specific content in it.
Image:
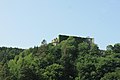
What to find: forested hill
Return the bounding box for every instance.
[0,36,120,80]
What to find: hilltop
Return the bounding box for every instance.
[0,35,120,80]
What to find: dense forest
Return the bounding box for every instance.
[0,36,120,80]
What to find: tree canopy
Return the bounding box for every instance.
[0,37,120,80]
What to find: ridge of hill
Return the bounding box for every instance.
[0,36,120,80]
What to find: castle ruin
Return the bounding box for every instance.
[52,35,94,46]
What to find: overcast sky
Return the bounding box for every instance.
[0,0,120,49]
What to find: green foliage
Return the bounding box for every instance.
[78,42,90,52]
[113,43,120,53]
[19,66,39,80]
[106,45,113,51]
[0,37,120,80]
[101,69,120,80]
[43,64,64,80]
[0,47,23,63]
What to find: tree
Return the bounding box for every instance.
[78,42,90,56]
[19,66,39,80]
[43,64,64,80]
[0,63,11,80]
[60,37,77,80]
[113,43,120,53]
[90,43,100,56]
[41,39,47,45]
[106,45,113,51]
[101,69,120,80]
